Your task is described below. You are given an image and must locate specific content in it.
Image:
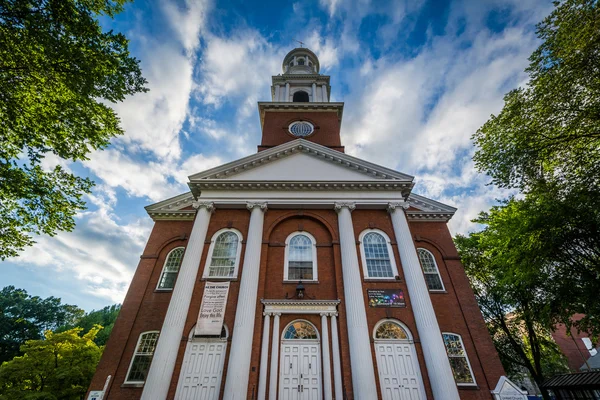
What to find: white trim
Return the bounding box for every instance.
[124,331,160,384]
[202,228,243,279]
[358,229,400,280]
[372,319,414,341]
[155,247,185,291]
[288,120,314,137]
[283,231,318,282]
[441,332,477,386]
[417,248,446,292]
[262,299,339,315]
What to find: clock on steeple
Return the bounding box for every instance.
[257,48,345,152]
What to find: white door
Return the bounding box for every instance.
[175,340,227,400]
[280,341,321,400]
[375,341,426,400]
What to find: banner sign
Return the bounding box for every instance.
[195,281,230,336]
[367,289,406,308]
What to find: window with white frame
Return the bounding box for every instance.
[417,248,445,291]
[359,230,399,279]
[442,333,476,385]
[284,232,317,281]
[203,229,243,279]
[156,247,185,290]
[125,331,159,383]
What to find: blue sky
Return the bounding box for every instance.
[1,0,553,311]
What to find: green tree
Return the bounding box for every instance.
[473,0,600,194]
[58,304,121,346]
[0,286,84,363]
[455,208,572,396]
[0,0,148,260]
[0,326,103,400]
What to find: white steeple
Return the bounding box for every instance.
[271,48,330,102]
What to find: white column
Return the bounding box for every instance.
[141,201,214,400]
[274,85,280,102]
[312,82,317,102]
[334,202,378,399]
[330,313,343,400]
[268,313,281,400]
[223,202,267,400]
[322,84,328,102]
[257,312,271,400]
[321,313,333,400]
[285,83,290,102]
[388,202,460,399]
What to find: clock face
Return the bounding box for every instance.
[289,121,314,137]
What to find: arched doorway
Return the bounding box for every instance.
[174,325,228,400]
[373,320,426,400]
[280,320,322,400]
[293,91,309,102]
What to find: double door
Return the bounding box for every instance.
[279,341,321,400]
[174,340,227,400]
[374,341,426,400]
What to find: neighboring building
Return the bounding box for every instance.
[88,48,506,400]
[552,314,599,372]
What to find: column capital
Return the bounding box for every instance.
[272,312,282,317]
[263,312,272,317]
[387,201,410,213]
[192,200,214,212]
[334,202,356,213]
[247,202,268,212]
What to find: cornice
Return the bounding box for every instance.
[258,102,343,127]
[272,74,330,82]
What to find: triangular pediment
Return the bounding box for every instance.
[188,139,414,182]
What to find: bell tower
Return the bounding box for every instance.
[257,48,345,152]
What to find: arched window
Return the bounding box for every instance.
[156,247,185,290]
[442,333,476,385]
[203,229,243,278]
[297,57,305,65]
[293,91,309,102]
[417,248,445,291]
[374,320,410,340]
[284,232,317,281]
[283,320,319,340]
[359,230,399,279]
[125,331,159,383]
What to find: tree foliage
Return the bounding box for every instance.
[58,304,121,346]
[0,286,84,363]
[0,0,148,259]
[0,327,103,400]
[473,0,600,194]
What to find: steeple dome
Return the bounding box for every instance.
[282,48,320,74]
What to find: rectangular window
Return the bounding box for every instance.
[126,332,159,383]
[442,333,476,385]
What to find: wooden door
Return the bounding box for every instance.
[175,340,227,400]
[375,341,426,400]
[280,341,321,400]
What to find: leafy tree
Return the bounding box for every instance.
[58,304,121,346]
[0,286,84,363]
[455,210,572,396]
[0,326,103,400]
[473,0,600,194]
[0,0,148,259]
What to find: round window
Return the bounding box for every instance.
[289,121,314,137]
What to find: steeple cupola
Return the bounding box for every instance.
[271,47,330,103]
[259,47,344,152]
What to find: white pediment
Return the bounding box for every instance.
[188,139,414,183]
[224,152,387,181]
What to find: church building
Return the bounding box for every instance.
[88,48,507,400]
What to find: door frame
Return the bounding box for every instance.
[279,319,322,400]
[373,319,427,400]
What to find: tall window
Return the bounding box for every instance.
[417,248,445,291]
[442,333,476,385]
[359,230,399,279]
[284,232,317,281]
[125,331,159,383]
[203,229,242,279]
[157,247,185,290]
[293,91,309,102]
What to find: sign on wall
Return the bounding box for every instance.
[195,281,230,336]
[367,289,406,308]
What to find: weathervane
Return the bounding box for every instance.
[294,39,304,48]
